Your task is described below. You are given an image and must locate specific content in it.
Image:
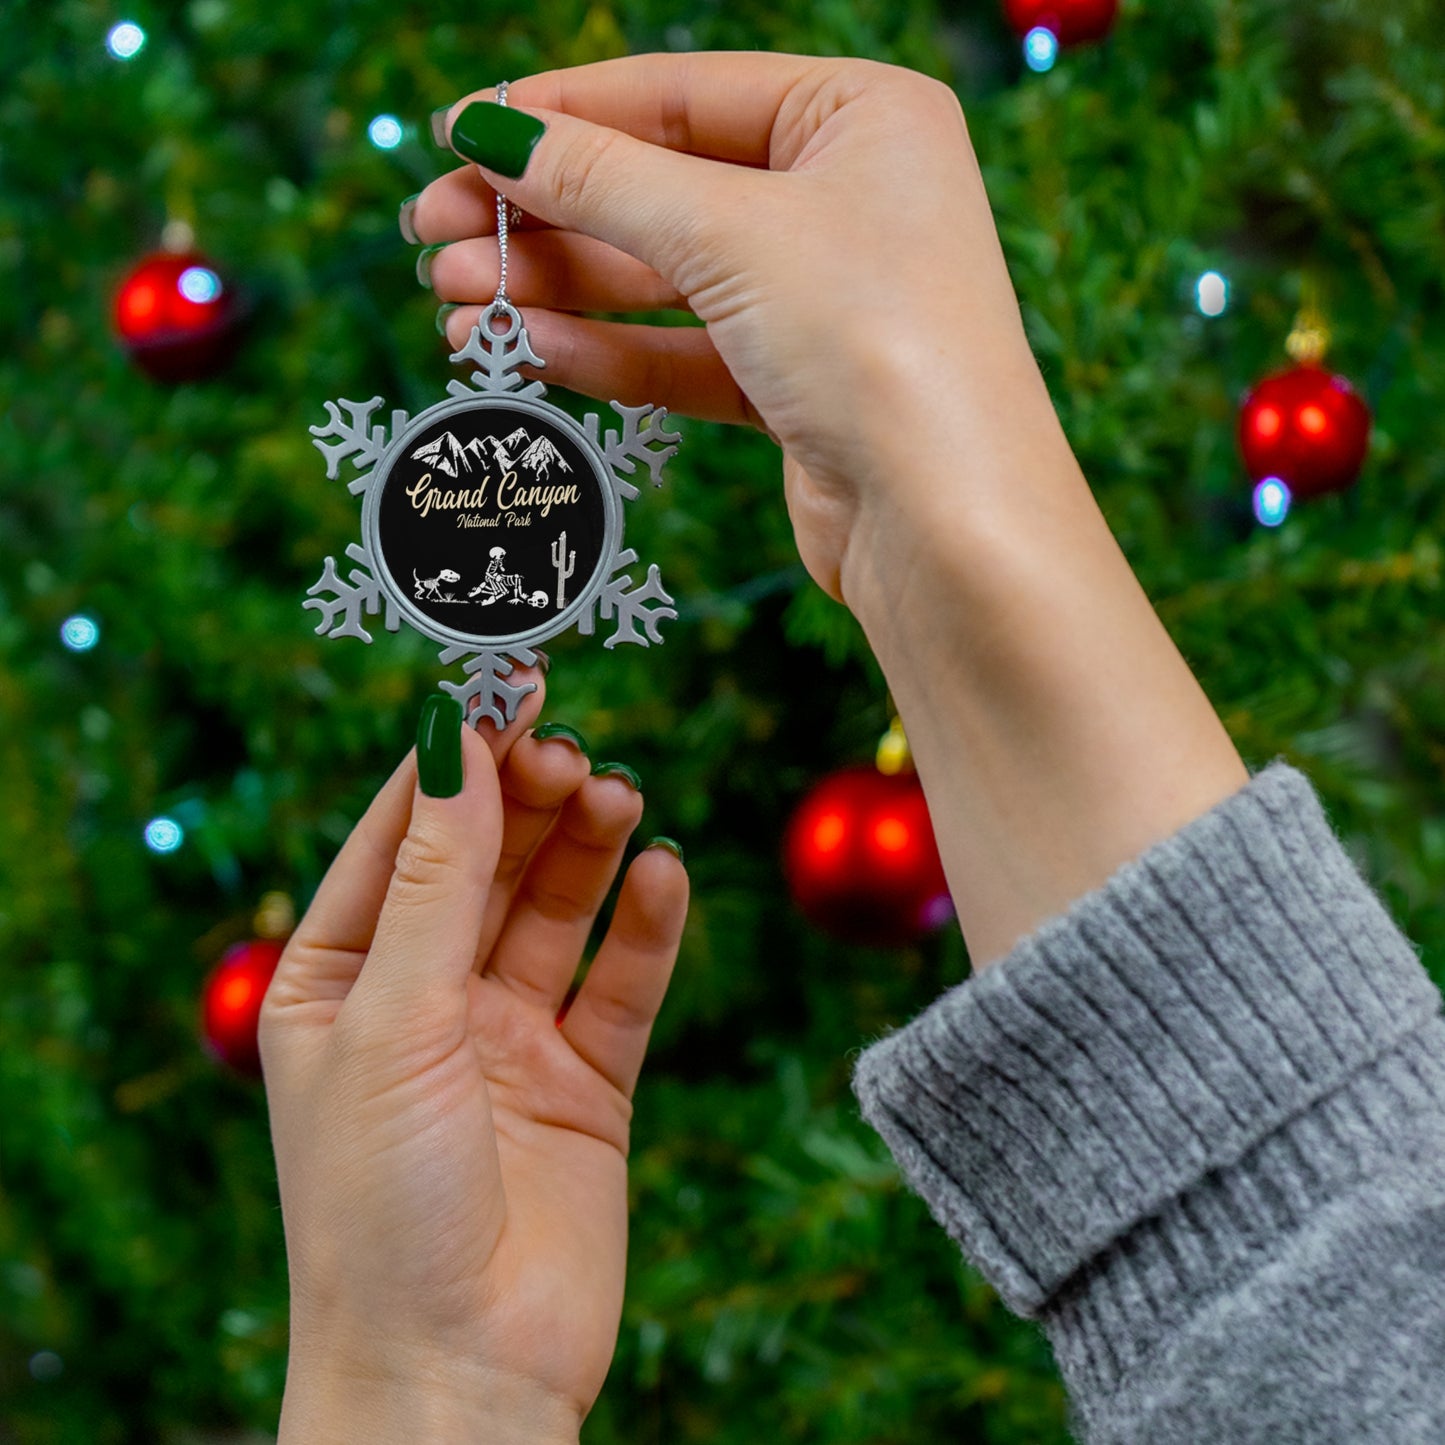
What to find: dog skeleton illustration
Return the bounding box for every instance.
[414,567,462,601]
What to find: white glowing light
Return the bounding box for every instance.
[60,615,100,652]
[144,817,185,853]
[1253,477,1292,528]
[178,266,222,303]
[368,114,404,150]
[1196,270,1229,317]
[1024,26,1059,72]
[106,21,146,59]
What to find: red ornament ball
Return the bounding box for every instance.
[1237,362,1372,500]
[113,250,239,382]
[200,939,284,1076]
[783,766,953,947]
[1003,0,1118,45]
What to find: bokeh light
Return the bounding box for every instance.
[1196,270,1229,317]
[368,114,404,150]
[1253,476,1292,528]
[178,266,222,304]
[105,21,146,59]
[144,817,185,853]
[28,1351,63,1383]
[60,615,100,652]
[1024,26,1059,72]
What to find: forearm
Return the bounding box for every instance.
[841,350,1250,970]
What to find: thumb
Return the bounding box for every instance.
[345,695,503,1032]
[441,95,759,290]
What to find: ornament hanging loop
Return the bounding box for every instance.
[482,299,523,342]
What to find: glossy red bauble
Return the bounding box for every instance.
[783,766,953,947]
[200,939,284,1076]
[1003,0,1119,45]
[113,250,239,382]
[1237,362,1372,500]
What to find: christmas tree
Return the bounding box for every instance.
[3,0,1443,1441]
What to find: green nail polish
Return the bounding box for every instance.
[435,302,460,337]
[398,193,422,245]
[416,242,448,290]
[430,105,452,148]
[645,836,684,865]
[591,760,641,791]
[450,100,546,179]
[533,722,589,756]
[417,693,464,797]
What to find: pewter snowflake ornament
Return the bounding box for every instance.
[304,303,680,727]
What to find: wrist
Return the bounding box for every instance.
[837,340,1084,638]
[834,374,1248,973]
[279,1341,582,1445]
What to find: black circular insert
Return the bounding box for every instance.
[376,401,607,644]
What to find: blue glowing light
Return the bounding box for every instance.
[368,114,404,150]
[60,615,100,652]
[1253,476,1292,528]
[106,21,146,59]
[144,817,185,853]
[1024,26,1059,72]
[1196,270,1229,317]
[178,266,222,304]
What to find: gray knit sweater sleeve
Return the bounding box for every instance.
[849,758,1445,1442]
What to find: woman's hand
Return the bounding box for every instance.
[408,54,1248,984]
[411,53,1062,604]
[259,679,688,1443]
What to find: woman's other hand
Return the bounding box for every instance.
[260,679,688,1442]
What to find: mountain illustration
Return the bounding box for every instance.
[517,435,572,479]
[411,431,488,477]
[410,428,570,479]
[472,433,514,471]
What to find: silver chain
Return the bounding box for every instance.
[491,82,521,317]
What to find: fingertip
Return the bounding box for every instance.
[500,723,592,808]
[618,841,691,938]
[630,836,691,902]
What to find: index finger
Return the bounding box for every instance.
[459,51,847,168]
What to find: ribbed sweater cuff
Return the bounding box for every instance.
[849,757,1444,1318]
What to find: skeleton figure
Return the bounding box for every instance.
[469,547,529,606]
[414,567,462,601]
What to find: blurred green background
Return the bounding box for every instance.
[3,0,1444,1440]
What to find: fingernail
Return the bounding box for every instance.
[435,302,460,337]
[417,693,464,797]
[430,105,453,148]
[398,193,422,245]
[416,242,448,290]
[645,836,684,865]
[450,100,546,179]
[533,722,589,756]
[531,648,551,676]
[591,760,641,791]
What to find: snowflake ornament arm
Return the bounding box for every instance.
[585,402,682,500]
[309,398,410,492]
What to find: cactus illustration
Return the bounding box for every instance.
[552,531,576,609]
